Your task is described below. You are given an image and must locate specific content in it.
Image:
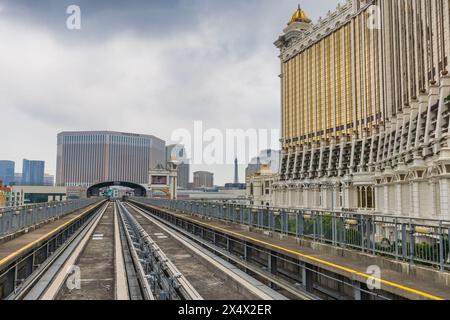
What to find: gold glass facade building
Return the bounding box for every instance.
[281,15,378,144]
[265,0,450,219]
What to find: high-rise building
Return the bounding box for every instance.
[166,144,190,189]
[44,174,55,187]
[56,131,166,187]
[176,163,190,189]
[22,159,45,186]
[14,173,22,185]
[268,1,450,219]
[0,161,15,186]
[193,171,214,188]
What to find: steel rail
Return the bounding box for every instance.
[5,202,109,300]
[116,201,155,300]
[38,203,109,300]
[126,202,291,300]
[119,203,203,300]
[117,201,202,300]
[113,202,130,300]
[127,202,315,300]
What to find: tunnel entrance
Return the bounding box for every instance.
[87,181,147,197]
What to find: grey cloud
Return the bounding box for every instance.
[0,0,340,183]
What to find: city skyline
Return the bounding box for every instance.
[0,159,54,186]
[0,0,448,305]
[0,0,340,185]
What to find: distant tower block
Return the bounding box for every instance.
[234,158,239,184]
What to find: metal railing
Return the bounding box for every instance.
[137,198,450,272]
[0,199,99,237]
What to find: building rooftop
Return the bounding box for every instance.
[58,130,165,143]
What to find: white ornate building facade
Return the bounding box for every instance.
[251,0,450,219]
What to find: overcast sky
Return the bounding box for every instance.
[0,0,340,185]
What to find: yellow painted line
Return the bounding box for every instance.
[144,203,445,301]
[0,202,104,268]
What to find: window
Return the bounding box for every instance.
[357,186,375,209]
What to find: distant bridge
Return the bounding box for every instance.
[86,181,147,197]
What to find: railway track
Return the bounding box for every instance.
[2,198,446,301]
[119,201,290,300]
[43,202,126,300]
[4,202,138,300]
[0,201,107,300]
[1,200,303,300]
[122,202,307,300]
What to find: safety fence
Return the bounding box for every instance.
[0,199,99,237]
[138,198,450,271]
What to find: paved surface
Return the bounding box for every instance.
[126,204,258,300]
[138,202,450,301]
[56,203,115,300]
[0,203,101,268]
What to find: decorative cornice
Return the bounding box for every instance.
[275,0,375,62]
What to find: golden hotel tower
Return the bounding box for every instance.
[259,0,450,219]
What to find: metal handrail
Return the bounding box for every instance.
[137,197,450,272]
[0,198,100,237]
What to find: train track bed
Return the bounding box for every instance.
[123,202,285,300]
[0,201,106,300]
[55,203,116,300]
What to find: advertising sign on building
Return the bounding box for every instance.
[151,175,168,185]
[0,187,11,208]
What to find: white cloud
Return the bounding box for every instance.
[0,0,340,184]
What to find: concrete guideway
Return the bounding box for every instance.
[0,200,106,299]
[113,203,129,300]
[3,197,446,301]
[130,199,450,301]
[3,199,285,301]
[18,199,280,301]
[124,202,288,300]
[5,202,129,300]
[127,202,315,300]
[34,203,110,300]
[47,202,120,300]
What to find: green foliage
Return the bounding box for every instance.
[345,228,362,246]
[322,215,333,240]
[284,214,449,266]
[288,219,297,233]
[285,215,448,262]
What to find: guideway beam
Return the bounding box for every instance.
[131,199,449,301]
